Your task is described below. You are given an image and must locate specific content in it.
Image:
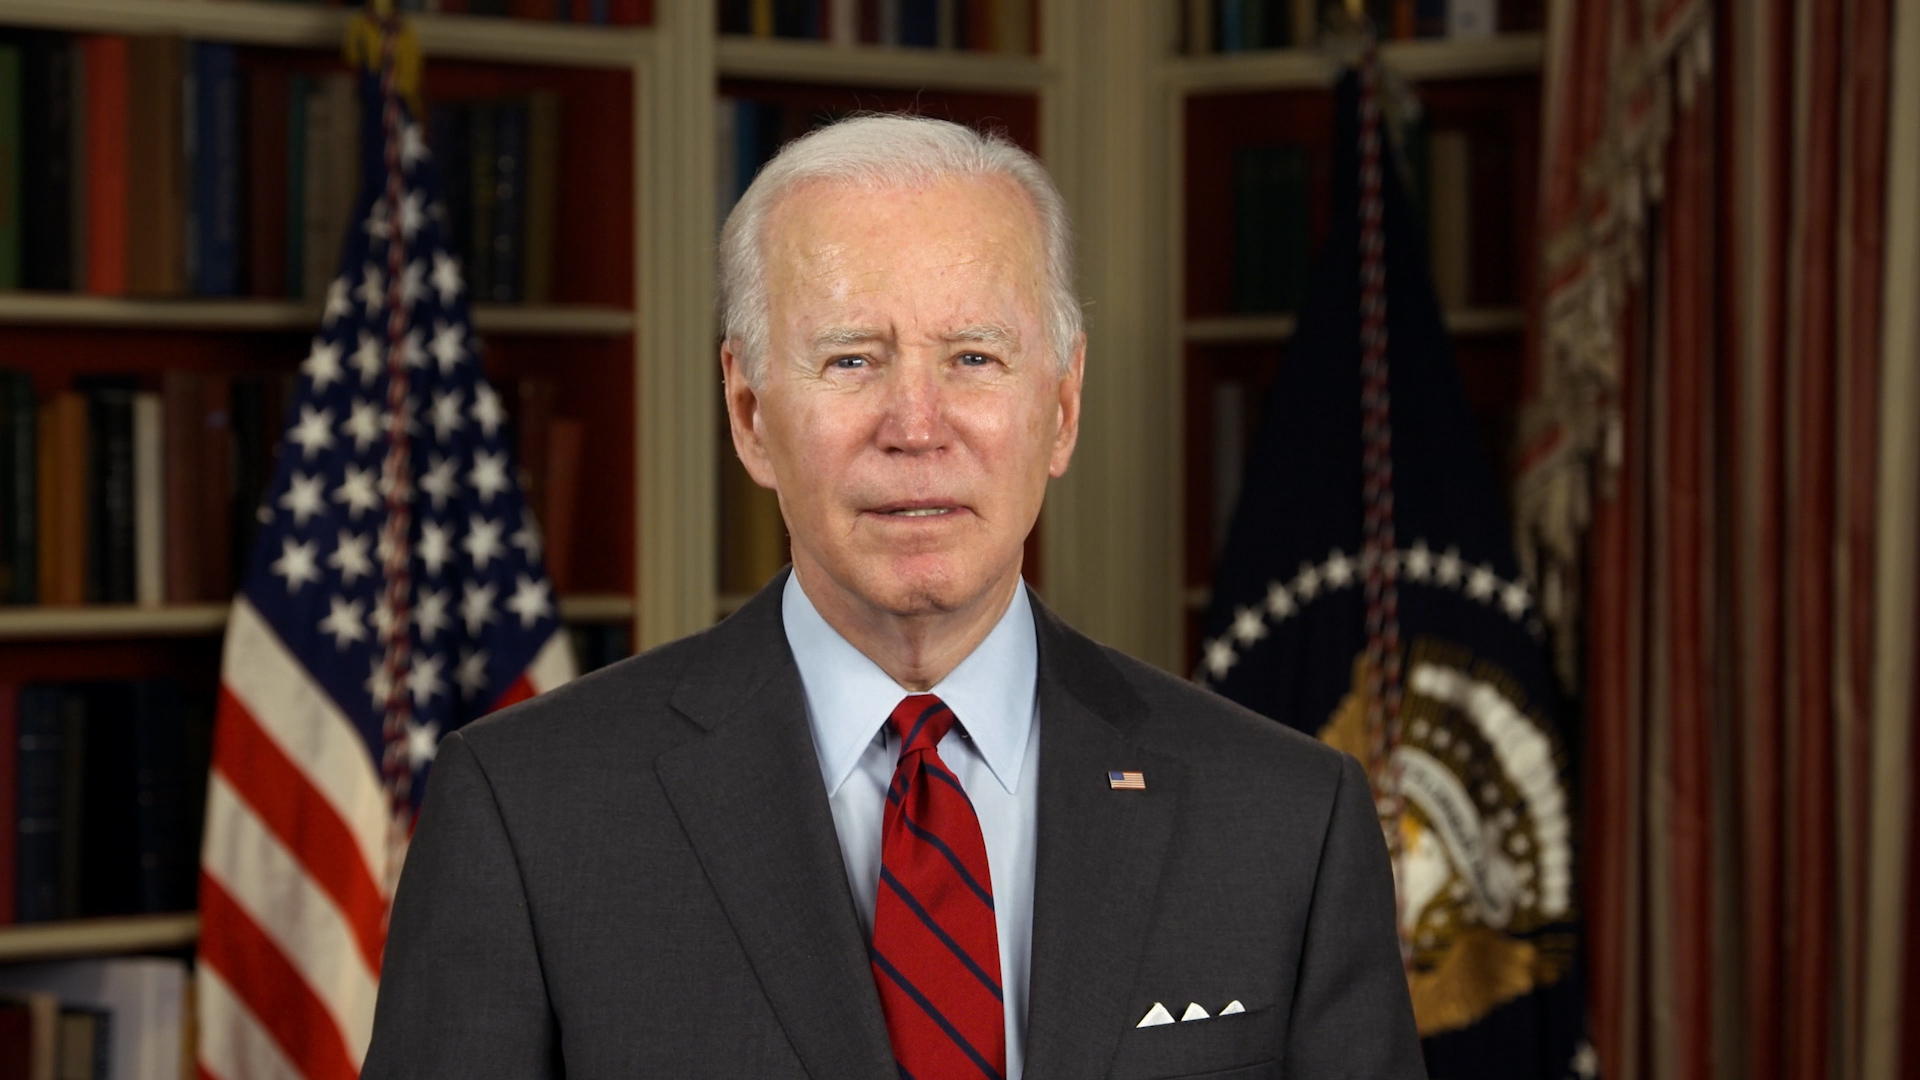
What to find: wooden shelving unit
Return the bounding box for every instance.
[716,34,1053,90]
[1163,31,1542,91]
[0,914,200,964]
[0,594,634,640]
[0,294,636,336]
[1184,305,1524,344]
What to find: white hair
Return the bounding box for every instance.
[718,113,1081,386]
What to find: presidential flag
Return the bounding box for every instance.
[195,17,573,1080]
[1195,55,1594,1079]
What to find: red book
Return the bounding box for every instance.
[0,683,17,925]
[81,35,129,297]
[245,67,290,298]
[544,419,584,594]
[162,372,203,602]
[607,0,647,24]
[965,0,993,51]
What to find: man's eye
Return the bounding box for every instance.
[831,355,868,369]
[957,352,994,367]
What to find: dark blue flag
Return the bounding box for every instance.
[1196,66,1594,1080]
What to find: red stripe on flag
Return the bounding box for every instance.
[490,672,537,713]
[212,687,388,974]
[198,874,360,1080]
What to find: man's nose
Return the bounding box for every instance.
[876,358,947,452]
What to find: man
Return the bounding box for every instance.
[363,115,1422,1080]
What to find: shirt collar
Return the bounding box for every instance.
[783,570,1038,799]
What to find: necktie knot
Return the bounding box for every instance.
[888,694,956,757]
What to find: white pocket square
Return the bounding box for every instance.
[1219,999,1246,1015]
[1136,1002,1176,1027]
[1180,1002,1210,1021]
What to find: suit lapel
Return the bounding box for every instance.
[1022,599,1183,1080]
[654,578,896,1080]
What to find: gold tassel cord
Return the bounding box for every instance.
[345,5,425,121]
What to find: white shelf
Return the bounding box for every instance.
[1184,306,1524,344]
[0,594,635,639]
[718,35,1053,91]
[0,294,635,337]
[0,0,652,68]
[0,913,200,964]
[1166,32,1543,92]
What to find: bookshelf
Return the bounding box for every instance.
[0,913,199,964]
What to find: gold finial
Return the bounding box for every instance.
[345,4,425,119]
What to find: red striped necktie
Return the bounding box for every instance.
[870,694,1007,1080]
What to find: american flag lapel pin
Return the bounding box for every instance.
[1108,770,1146,790]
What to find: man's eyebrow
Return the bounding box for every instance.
[943,324,1021,349]
[809,326,887,350]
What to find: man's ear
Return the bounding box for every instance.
[720,341,780,490]
[1047,334,1086,479]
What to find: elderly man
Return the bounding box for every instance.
[363,115,1422,1080]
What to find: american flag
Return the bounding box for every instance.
[195,22,574,1080]
[1108,771,1146,790]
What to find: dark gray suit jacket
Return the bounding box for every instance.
[362,575,1424,1080]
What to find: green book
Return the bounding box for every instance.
[1230,142,1311,314]
[0,45,21,290]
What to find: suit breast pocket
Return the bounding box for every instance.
[1105,1007,1278,1080]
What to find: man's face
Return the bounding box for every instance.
[723,174,1083,620]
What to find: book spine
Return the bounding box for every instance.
[132,392,163,607]
[1229,143,1309,314]
[1290,0,1316,49]
[285,73,309,299]
[1426,128,1471,310]
[67,41,87,292]
[935,0,956,48]
[880,0,901,45]
[1415,0,1445,36]
[1217,0,1244,52]
[0,46,22,292]
[125,35,187,298]
[544,418,584,592]
[82,35,129,297]
[227,377,265,580]
[467,101,497,303]
[1447,0,1497,37]
[14,686,62,923]
[197,375,232,600]
[489,100,527,303]
[0,372,32,605]
[161,372,202,603]
[21,35,75,292]
[0,683,16,925]
[131,680,187,913]
[40,393,88,607]
[830,0,857,44]
[998,0,1032,53]
[321,74,360,299]
[246,68,290,298]
[750,0,775,36]
[522,92,560,305]
[429,102,471,278]
[84,381,137,605]
[192,43,239,297]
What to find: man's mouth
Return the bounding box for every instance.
[887,507,955,517]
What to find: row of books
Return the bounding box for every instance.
[719,0,1036,52]
[0,368,594,607]
[1179,0,1541,53]
[0,32,562,306]
[400,0,650,20]
[0,958,190,1080]
[0,370,295,608]
[1,680,212,926]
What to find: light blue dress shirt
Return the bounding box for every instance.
[782,571,1040,1080]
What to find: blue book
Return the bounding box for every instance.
[900,0,938,46]
[15,686,62,923]
[191,42,239,296]
[1218,0,1246,52]
[590,0,610,22]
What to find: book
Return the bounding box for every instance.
[245,65,291,297]
[936,0,957,48]
[0,44,21,291]
[1228,142,1310,314]
[0,683,15,925]
[831,0,858,44]
[1290,0,1316,48]
[1426,127,1470,310]
[0,992,57,1080]
[429,102,472,281]
[19,34,76,292]
[80,379,137,605]
[125,35,186,297]
[996,0,1033,53]
[522,92,561,304]
[36,392,87,607]
[196,374,232,600]
[1218,0,1244,51]
[0,957,189,1080]
[490,99,529,302]
[750,0,775,35]
[55,690,84,920]
[15,686,63,923]
[160,372,201,603]
[76,683,139,917]
[544,418,584,592]
[131,392,162,607]
[285,72,309,298]
[1,370,37,604]
[900,0,937,46]
[1185,0,1214,54]
[302,74,359,303]
[1447,0,1497,37]
[189,41,240,297]
[130,681,190,913]
[65,40,85,292]
[54,1008,108,1080]
[467,100,498,302]
[80,35,128,297]
[515,376,556,528]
